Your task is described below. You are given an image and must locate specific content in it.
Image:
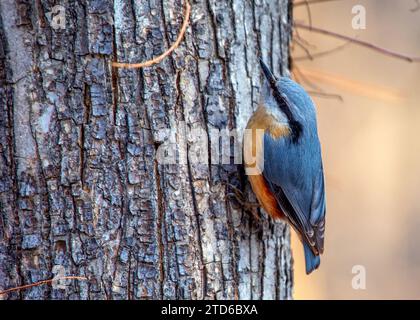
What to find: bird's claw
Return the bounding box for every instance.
[225,183,261,221]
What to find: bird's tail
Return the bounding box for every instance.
[304,243,321,274]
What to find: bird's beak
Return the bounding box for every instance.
[259,59,277,87]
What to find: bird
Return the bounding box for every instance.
[243,59,326,274]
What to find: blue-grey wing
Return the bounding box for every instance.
[263,132,326,255]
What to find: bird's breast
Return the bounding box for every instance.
[246,106,291,139]
[243,105,289,220]
[244,105,291,176]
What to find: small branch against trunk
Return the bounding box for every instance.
[0,276,87,296]
[112,1,191,69]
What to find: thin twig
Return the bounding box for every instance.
[411,0,420,12]
[303,0,312,28]
[294,0,344,7]
[306,90,344,101]
[294,38,314,60]
[293,65,324,92]
[297,66,402,102]
[293,66,343,101]
[112,1,191,69]
[293,40,352,60]
[293,28,317,49]
[294,22,420,62]
[0,276,87,296]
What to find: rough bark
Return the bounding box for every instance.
[0,0,293,300]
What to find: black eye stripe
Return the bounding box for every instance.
[269,83,303,143]
[271,86,293,122]
[260,59,302,143]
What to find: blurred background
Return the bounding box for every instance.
[291,0,420,299]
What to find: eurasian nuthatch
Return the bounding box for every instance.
[244,59,326,274]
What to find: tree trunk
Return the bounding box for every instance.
[0,0,293,300]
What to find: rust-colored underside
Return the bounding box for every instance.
[244,106,290,220]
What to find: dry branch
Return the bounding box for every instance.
[294,22,420,63]
[112,1,191,69]
[0,276,87,296]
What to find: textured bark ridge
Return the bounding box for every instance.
[0,0,293,300]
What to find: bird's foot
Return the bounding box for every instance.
[226,184,261,221]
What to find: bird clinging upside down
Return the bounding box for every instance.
[243,59,326,274]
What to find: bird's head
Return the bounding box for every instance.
[260,59,315,143]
